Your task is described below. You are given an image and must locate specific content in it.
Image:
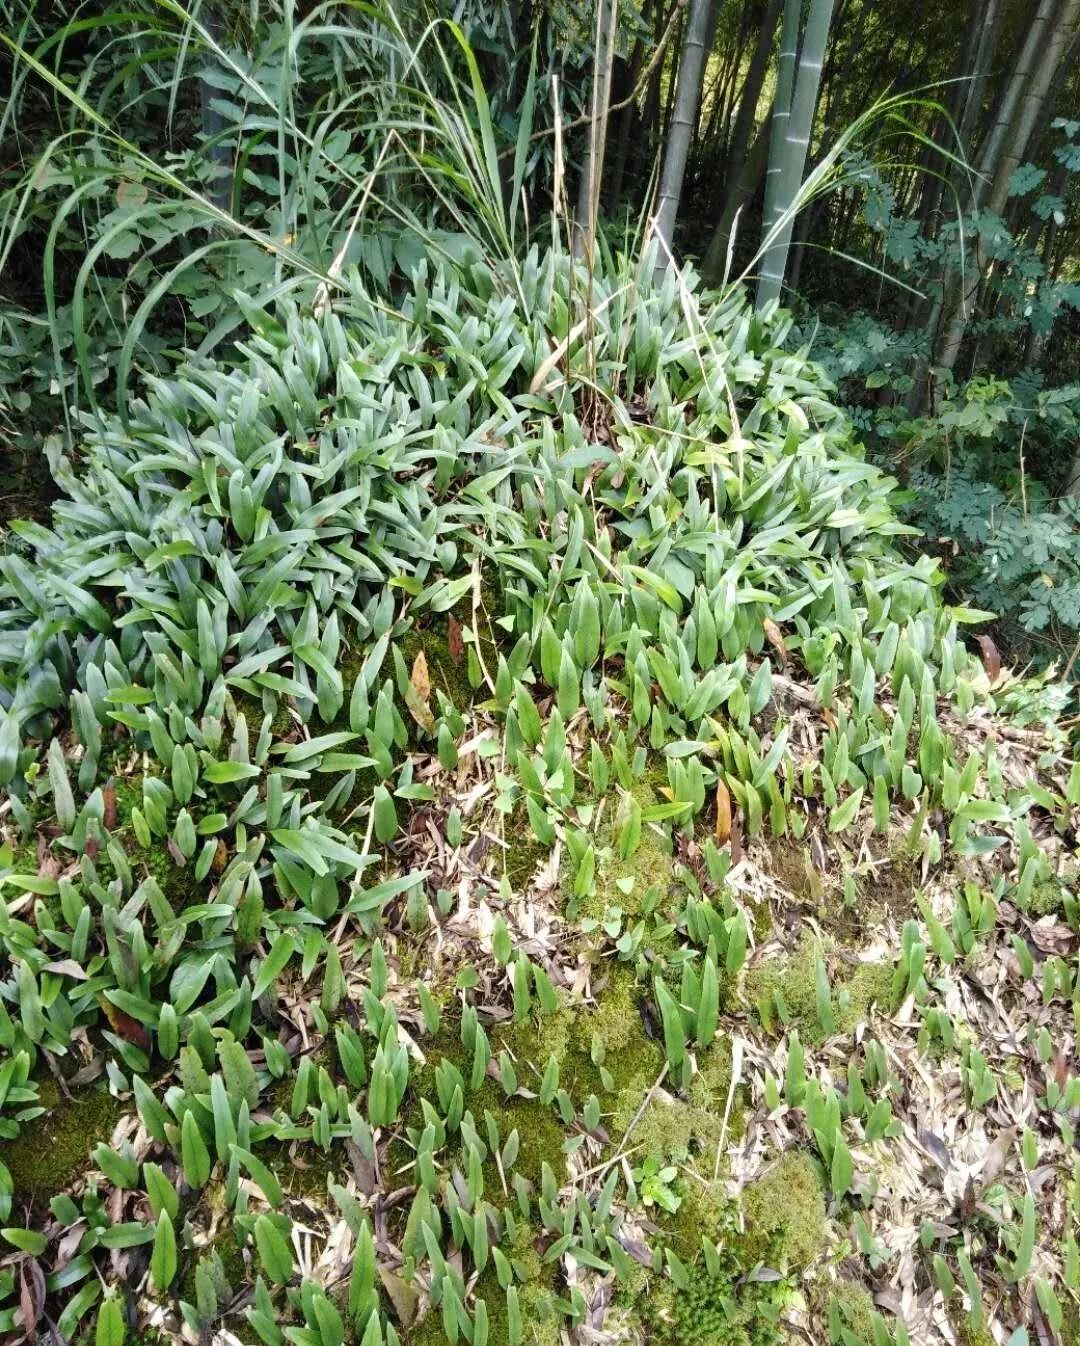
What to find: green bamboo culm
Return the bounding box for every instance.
[652,0,713,281]
[759,0,802,239]
[756,0,835,310]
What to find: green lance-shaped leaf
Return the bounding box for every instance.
[2,1227,48,1254]
[573,583,601,669]
[872,773,890,832]
[695,955,719,1049]
[829,787,863,833]
[557,641,580,721]
[48,737,76,831]
[18,959,44,1043]
[96,1292,126,1346]
[506,1285,522,1346]
[814,954,836,1036]
[350,1217,378,1326]
[94,1142,139,1189]
[512,954,532,1023]
[539,1054,560,1106]
[830,1130,854,1199]
[616,792,642,861]
[785,1032,806,1106]
[254,1213,293,1285]
[143,1162,179,1220]
[372,785,397,844]
[234,1147,283,1208]
[180,1109,211,1189]
[492,914,512,965]
[151,1210,177,1290]
[1007,1192,1036,1283]
[654,977,687,1070]
[514,682,542,748]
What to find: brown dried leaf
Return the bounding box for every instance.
[36,834,60,881]
[917,1129,951,1170]
[19,1256,45,1342]
[615,1230,653,1266]
[378,1265,421,1327]
[715,780,732,844]
[97,995,151,1052]
[103,778,118,831]
[212,839,229,874]
[1027,919,1075,956]
[976,634,1001,684]
[447,614,464,665]
[116,178,148,209]
[411,650,431,704]
[971,1125,1016,1204]
[42,960,88,981]
[405,650,436,733]
[763,618,787,665]
[729,823,743,866]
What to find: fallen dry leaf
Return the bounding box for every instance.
[19,1256,45,1342]
[763,618,787,665]
[411,649,431,704]
[97,995,151,1052]
[405,649,436,732]
[447,614,464,664]
[212,839,229,874]
[976,634,1001,684]
[715,780,732,844]
[378,1265,421,1327]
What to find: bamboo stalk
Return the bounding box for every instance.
[756,0,836,310]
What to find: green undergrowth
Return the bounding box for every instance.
[0,232,1077,1346]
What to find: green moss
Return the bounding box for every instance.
[3,1077,123,1205]
[570,967,740,1175]
[570,774,675,923]
[1029,878,1065,916]
[588,832,673,922]
[137,835,205,909]
[769,841,919,944]
[825,1281,878,1343]
[574,964,647,1062]
[740,1152,826,1269]
[647,1207,792,1346]
[570,966,666,1144]
[263,1141,342,1199]
[493,1100,568,1192]
[949,1317,996,1346]
[501,807,549,893]
[746,937,893,1045]
[837,962,895,1033]
[689,1037,746,1144]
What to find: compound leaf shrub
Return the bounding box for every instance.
[0,244,1074,1346]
